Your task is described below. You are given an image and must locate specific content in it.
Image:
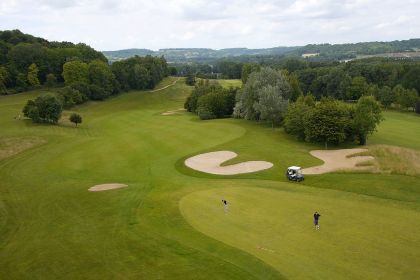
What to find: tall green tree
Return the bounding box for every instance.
[57,87,85,109]
[253,85,289,128]
[396,87,419,111]
[15,72,27,91]
[234,67,291,120]
[376,86,394,108]
[88,60,115,97]
[325,69,351,100]
[352,96,383,145]
[304,98,350,148]
[287,73,303,102]
[241,63,260,84]
[284,95,315,140]
[346,76,369,100]
[27,63,40,87]
[0,66,9,94]
[62,60,89,85]
[22,95,62,123]
[402,66,420,93]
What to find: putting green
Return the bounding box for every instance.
[180,186,420,279]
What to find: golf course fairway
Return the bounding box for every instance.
[180,186,420,279]
[1,77,419,279]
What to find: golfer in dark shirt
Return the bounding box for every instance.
[314,212,321,230]
[222,199,229,213]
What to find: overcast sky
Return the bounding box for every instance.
[1,0,419,51]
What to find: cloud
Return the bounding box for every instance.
[0,0,419,50]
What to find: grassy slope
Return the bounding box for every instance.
[0,77,419,279]
[369,110,420,150]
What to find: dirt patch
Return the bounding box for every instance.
[150,78,180,92]
[161,108,186,115]
[302,148,374,175]
[0,136,46,161]
[88,183,128,192]
[185,151,273,175]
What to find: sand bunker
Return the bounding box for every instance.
[185,151,273,175]
[88,183,128,192]
[161,108,186,115]
[302,148,374,175]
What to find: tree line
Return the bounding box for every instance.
[284,95,382,147]
[0,30,106,94]
[22,55,168,123]
[4,30,170,123]
[1,30,169,97]
[184,79,237,120]
[185,67,385,146]
[181,57,420,113]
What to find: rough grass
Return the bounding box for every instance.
[0,136,47,161]
[357,145,420,176]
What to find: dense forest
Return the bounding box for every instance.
[0,30,169,123]
[0,30,169,97]
[182,57,420,106]
[0,30,107,94]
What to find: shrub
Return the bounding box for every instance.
[186,80,237,120]
[57,87,85,109]
[88,84,109,100]
[69,82,91,100]
[69,113,82,126]
[197,108,216,120]
[23,95,62,123]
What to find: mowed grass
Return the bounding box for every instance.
[217,79,242,88]
[180,186,420,280]
[0,77,419,279]
[369,110,420,150]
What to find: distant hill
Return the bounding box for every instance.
[102,46,300,63]
[103,39,420,63]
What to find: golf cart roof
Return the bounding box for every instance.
[288,166,301,170]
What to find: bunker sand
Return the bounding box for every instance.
[88,183,128,192]
[302,148,374,174]
[185,151,273,175]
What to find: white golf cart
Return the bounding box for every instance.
[286,166,304,182]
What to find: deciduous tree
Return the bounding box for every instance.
[69,113,82,127]
[62,60,89,85]
[253,85,289,128]
[23,95,62,123]
[352,96,383,145]
[27,63,40,87]
[234,67,291,120]
[304,98,350,148]
[346,76,369,100]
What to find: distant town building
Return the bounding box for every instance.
[301,53,320,58]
